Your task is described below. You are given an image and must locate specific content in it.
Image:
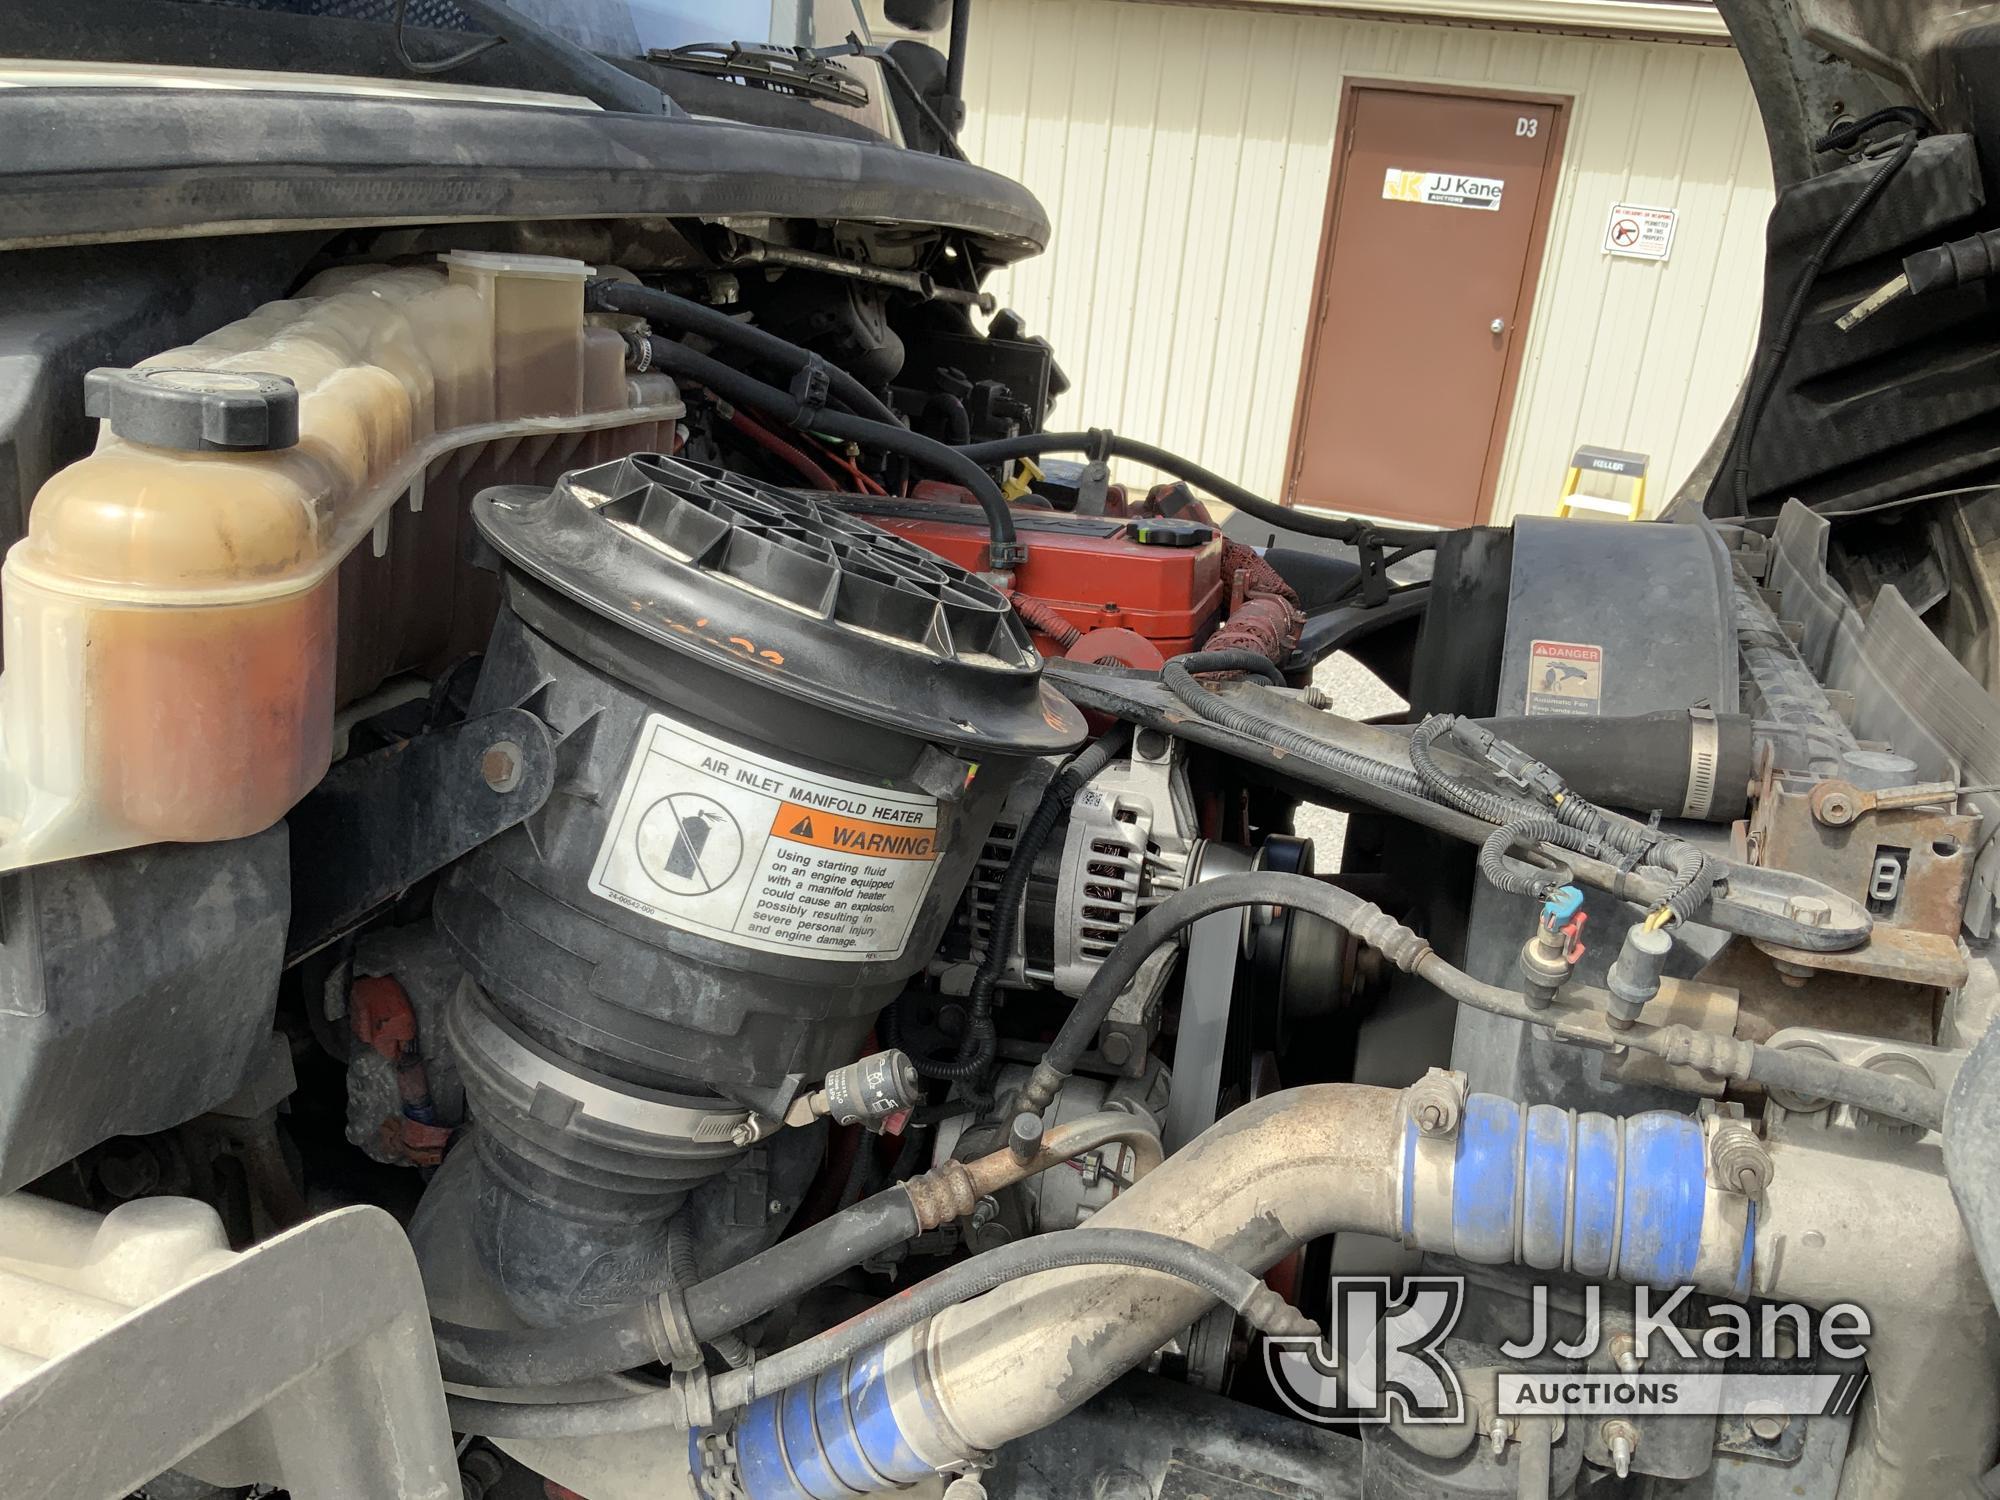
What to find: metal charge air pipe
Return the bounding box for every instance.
[694,1084,1996,1500]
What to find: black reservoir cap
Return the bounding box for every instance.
[84,367,300,452]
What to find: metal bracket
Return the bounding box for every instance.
[286,707,556,962]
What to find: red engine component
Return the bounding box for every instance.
[854,484,1306,673]
[853,494,1228,661]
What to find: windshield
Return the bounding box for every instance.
[585,1,870,53]
[202,0,872,56]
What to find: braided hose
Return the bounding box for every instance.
[1010,593,1084,651]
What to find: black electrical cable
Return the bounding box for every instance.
[666,1212,752,1370]
[1408,714,1534,827]
[1174,647,1287,685]
[1413,715,1711,925]
[391,0,505,73]
[1159,669,1714,927]
[1729,109,1929,512]
[900,725,1132,1083]
[954,430,1441,550]
[589,280,900,428]
[710,1227,1314,1413]
[1161,653,1427,798]
[639,335,1023,567]
[1479,816,1574,900]
[1011,872,1945,1132]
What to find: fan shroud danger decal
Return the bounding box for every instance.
[589,711,942,961]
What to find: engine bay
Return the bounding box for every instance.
[0,121,1994,1500]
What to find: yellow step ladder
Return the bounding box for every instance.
[1557,445,1648,521]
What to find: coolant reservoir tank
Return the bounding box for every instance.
[0,256,674,874]
[442,250,591,419]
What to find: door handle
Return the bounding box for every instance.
[1489,318,1506,334]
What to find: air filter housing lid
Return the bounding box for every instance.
[475,454,1084,756]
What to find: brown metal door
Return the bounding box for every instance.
[1287,84,1563,527]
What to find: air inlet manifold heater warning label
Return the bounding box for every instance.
[590,711,943,962]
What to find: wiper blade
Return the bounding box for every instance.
[647,41,868,109]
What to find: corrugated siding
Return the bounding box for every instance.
[871,0,1774,521]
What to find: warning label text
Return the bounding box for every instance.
[589,713,942,961]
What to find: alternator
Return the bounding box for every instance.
[945,732,1196,999]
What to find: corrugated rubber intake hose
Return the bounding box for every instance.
[955,429,1440,549]
[430,1304,659,1393]
[640,334,1021,568]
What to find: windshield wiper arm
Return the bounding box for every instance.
[646,41,869,108]
[447,0,669,115]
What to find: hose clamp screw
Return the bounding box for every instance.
[1709,1122,1774,1201]
[1407,1069,1466,1138]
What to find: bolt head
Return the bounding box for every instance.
[728,1121,758,1148]
[1099,1031,1134,1067]
[1748,1414,1787,1442]
[481,739,524,793]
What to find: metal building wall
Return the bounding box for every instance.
[904,0,1774,522]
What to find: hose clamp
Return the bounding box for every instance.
[650,1278,707,1373]
[692,1428,746,1500]
[1682,707,1720,820]
[790,355,833,429]
[1084,426,1115,463]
